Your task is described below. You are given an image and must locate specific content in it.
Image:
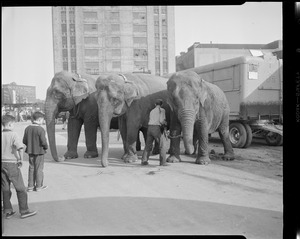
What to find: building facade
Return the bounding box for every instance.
[2,82,36,105]
[52,6,175,76]
[176,40,282,71]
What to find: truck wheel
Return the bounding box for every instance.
[229,122,247,148]
[265,132,283,146]
[243,123,253,148]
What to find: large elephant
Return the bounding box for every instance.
[95,73,170,167]
[166,71,235,165]
[45,71,119,162]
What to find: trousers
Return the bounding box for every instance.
[2,162,29,214]
[28,154,45,188]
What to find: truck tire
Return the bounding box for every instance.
[243,123,253,148]
[265,132,283,146]
[229,122,247,148]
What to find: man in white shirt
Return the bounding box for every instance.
[141,99,168,166]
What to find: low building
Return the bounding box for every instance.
[2,82,36,105]
[176,40,282,71]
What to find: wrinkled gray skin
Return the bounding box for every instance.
[45,71,119,162]
[166,71,235,165]
[95,73,170,167]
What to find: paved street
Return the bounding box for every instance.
[2,121,283,237]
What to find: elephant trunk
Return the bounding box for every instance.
[98,110,112,168]
[45,97,62,162]
[179,108,195,154]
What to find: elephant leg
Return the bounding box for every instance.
[83,119,98,158]
[136,130,141,151]
[218,122,235,161]
[65,117,82,159]
[167,112,182,163]
[118,116,128,160]
[123,122,139,163]
[195,118,211,165]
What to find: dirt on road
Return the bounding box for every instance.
[2,122,283,238]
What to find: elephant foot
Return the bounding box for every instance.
[222,152,235,161]
[141,161,149,166]
[64,151,78,159]
[124,154,138,163]
[166,155,181,163]
[195,156,211,165]
[84,151,98,158]
[159,162,169,166]
[121,153,128,160]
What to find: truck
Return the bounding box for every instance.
[176,53,283,148]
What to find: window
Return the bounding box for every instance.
[69,11,75,22]
[110,12,119,20]
[85,62,99,75]
[155,49,160,56]
[134,61,147,68]
[69,24,75,32]
[153,7,159,14]
[134,49,148,59]
[154,25,159,33]
[133,6,146,11]
[133,37,147,46]
[111,24,120,32]
[62,49,68,57]
[162,25,167,33]
[133,25,147,32]
[161,7,167,14]
[133,12,146,20]
[62,36,67,45]
[71,49,76,57]
[163,62,168,73]
[63,62,68,71]
[112,49,121,57]
[84,37,98,44]
[163,49,168,57]
[61,24,67,33]
[112,61,121,69]
[111,37,120,45]
[71,62,77,71]
[70,37,76,45]
[85,49,99,57]
[84,24,98,32]
[83,11,97,19]
[61,12,66,22]
[162,19,167,25]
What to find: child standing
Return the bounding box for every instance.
[2,115,37,219]
[23,111,48,192]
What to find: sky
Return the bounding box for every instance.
[2,3,282,100]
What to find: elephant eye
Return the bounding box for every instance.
[112,98,121,106]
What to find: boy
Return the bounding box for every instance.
[2,115,37,219]
[23,111,48,192]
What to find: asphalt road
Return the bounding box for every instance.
[2,122,283,237]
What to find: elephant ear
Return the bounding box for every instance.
[71,73,90,105]
[124,82,139,107]
[197,77,208,107]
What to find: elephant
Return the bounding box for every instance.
[95,73,171,167]
[166,71,235,165]
[45,71,120,162]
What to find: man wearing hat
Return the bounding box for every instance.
[141,99,168,166]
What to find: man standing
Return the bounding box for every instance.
[141,99,168,166]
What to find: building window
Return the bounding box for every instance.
[83,11,97,19]
[134,61,147,69]
[110,12,119,20]
[69,11,75,23]
[155,49,160,56]
[111,37,120,45]
[69,24,75,33]
[111,24,120,32]
[85,49,99,57]
[162,19,167,25]
[133,25,147,32]
[61,24,67,33]
[154,25,159,33]
[112,61,121,69]
[161,7,167,14]
[84,37,98,44]
[85,62,99,75]
[71,62,77,72]
[62,49,68,57]
[70,37,76,45]
[154,6,159,14]
[134,49,148,59]
[84,24,98,32]
[62,36,67,45]
[63,62,68,71]
[133,37,147,46]
[71,49,76,57]
[133,12,146,20]
[162,25,167,34]
[111,49,121,57]
[61,12,66,22]
[163,61,168,73]
[133,6,146,11]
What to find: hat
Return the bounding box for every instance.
[155,99,163,106]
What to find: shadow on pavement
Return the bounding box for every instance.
[2,196,282,237]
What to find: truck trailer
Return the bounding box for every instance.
[177,53,283,148]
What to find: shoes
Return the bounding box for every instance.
[20,210,37,219]
[5,211,16,219]
[27,187,34,192]
[35,185,48,192]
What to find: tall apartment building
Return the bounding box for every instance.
[52,6,175,76]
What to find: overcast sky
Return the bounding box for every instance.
[2,3,282,100]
